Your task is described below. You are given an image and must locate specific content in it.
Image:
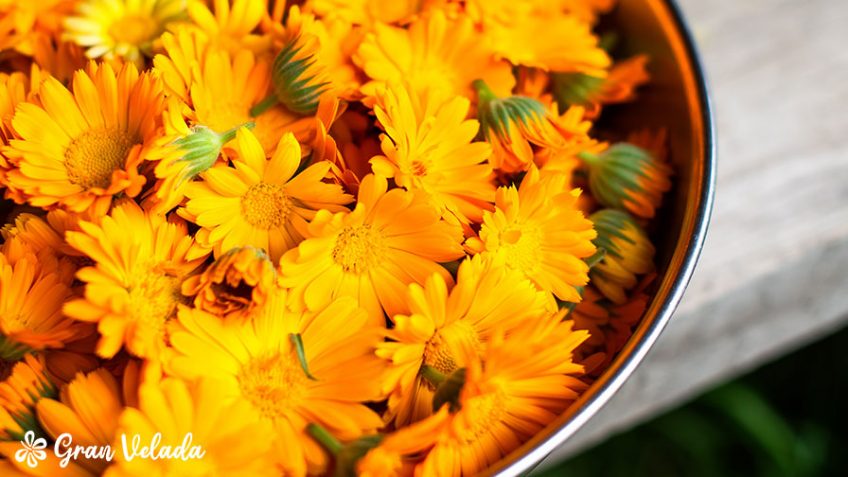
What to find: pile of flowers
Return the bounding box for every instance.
[0,0,672,475]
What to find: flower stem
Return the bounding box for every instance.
[306,423,343,455]
[220,121,256,143]
[472,79,498,103]
[250,94,279,117]
[420,365,446,387]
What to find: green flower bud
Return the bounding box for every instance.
[589,209,655,304]
[252,35,331,117]
[579,143,672,218]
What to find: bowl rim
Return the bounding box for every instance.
[491,0,717,475]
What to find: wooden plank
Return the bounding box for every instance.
[537,0,848,468]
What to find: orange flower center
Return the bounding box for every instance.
[237,352,308,421]
[332,224,386,274]
[241,182,290,229]
[499,224,542,273]
[64,128,136,189]
[109,14,158,46]
[127,270,183,354]
[461,389,508,444]
[422,321,481,388]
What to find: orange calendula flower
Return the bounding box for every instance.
[355,9,515,102]
[416,314,589,476]
[554,55,651,118]
[105,369,276,477]
[589,209,655,304]
[63,0,186,66]
[0,354,56,441]
[377,255,554,426]
[5,62,164,216]
[355,407,449,477]
[0,251,87,360]
[167,290,385,476]
[474,79,574,173]
[181,128,352,262]
[64,201,206,359]
[579,142,673,218]
[181,245,277,321]
[279,174,465,323]
[185,0,270,53]
[371,82,495,225]
[35,368,124,474]
[307,0,424,25]
[474,167,597,303]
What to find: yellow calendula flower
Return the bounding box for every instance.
[63,0,187,66]
[0,354,56,441]
[371,82,495,225]
[475,167,597,303]
[154,28,306,153]
[105,370,276,477]
[0,251,87,360]
[355,8,515,102]
[279,174,465,323]
[35,369,124,474]
[63,200,206,359]
[185,0,270,53]
[5,62,164,216]
[416,313,589,477]
[167,290,386,475]
[181,128,352,262]
[579,142,673,219]
[589,209,655,304]
[377,254,555,426]
[181,245,277,321]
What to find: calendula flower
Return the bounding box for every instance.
[63,0,186,66]
[279,174,464,323]
[105,370,276,477]
[167,290,386,475]
[355,407,449,477]
[554,55,650,118]
[486,9,610,75]
[43,335,101,385]
[1,212,78,282]
[579,142,673,218]
[185,0,270,53]
[569,283,650,373]
[29,35,88,85]
[181,128,352,262]
[0,252,87,360]
[154,29,305,153]
[474,80,572,173]
[0,354,56,441]
[0,0,73,55]
[5,62,164,216]
[307,0,424,25]
[64,201,206,359]
[371,82,495,224]
[416,314,589,476]
[589,209,655,304]
[355,9,514,102]
[35,369,123,474]
[474,167,597,302]
[181,245,277,321]
[377,254,555,426]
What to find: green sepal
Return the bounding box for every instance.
[579,143,659,211]
[0,336,31,361]
[262,36,331,116]
[589,209,641,260]
[552,72,605,109]
[290,333,317,380]
[432,368,466,413]
[474,79,548,140]
[333,434,384,477]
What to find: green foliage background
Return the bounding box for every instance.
[538,325,848,476]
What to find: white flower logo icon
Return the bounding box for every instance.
[14,431,48,468]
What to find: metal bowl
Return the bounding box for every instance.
[488,0,716,475]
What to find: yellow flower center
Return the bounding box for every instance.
[237,352,309,421]
[127,270,183,349]
[64,128,136,189]
[422,321,480,389]
[332,224,386,274]
[109,14,159,46]
[461,389,508,444]
[499,224,542,273]
[241,183,290,229]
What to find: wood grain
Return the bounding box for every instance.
[538,0,848,468]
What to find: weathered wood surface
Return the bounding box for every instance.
[538,0,848,468]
